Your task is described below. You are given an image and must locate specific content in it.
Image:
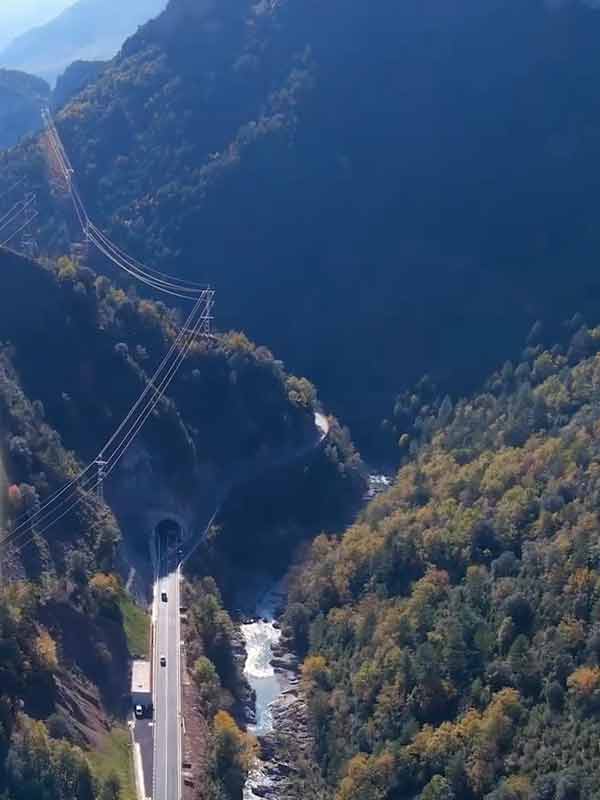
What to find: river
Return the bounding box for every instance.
[242,618,283,736]
[239,583,290,799]
[239,474,392,798]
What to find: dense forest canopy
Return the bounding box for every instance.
[284,322,600,799]
[0,246,363,799]
[5,1,600,798]
[0,246,364,573]
[5,0,600,454]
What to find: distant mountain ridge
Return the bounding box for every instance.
[0,0,167,84]
[0,0,73,52]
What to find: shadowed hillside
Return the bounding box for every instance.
[5,0,600,459]
[0,244,363,799]
[0,69,49,148]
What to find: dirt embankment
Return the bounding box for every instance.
[180,614,212,800]
[38,598,130,719]
[54,671,111,748]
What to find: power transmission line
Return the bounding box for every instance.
[0,202,24,232]
[0,177,26,204]
[42,107,209,300]
[0,194,36,235]
[0,194,39,253]
[7,303,209,555]
[1,291,211,552]
[1,211,39,249]
[7,289,209,536]
[0,110,217,556]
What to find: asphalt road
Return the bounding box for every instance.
[150,413,329,799]
[153,531,182,800]
[132,716,153,798]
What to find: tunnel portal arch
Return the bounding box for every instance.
[155,518,182,540]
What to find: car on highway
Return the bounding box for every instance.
[160,655,167,667]
[161,591,168,602]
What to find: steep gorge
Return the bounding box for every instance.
[0,245,364,799]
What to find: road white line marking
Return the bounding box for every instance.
[164,548,169,800]
[152,533,160,800]
[132,739,146,800]
[176,565,182,800]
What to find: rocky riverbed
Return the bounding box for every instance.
[238,585,311,800]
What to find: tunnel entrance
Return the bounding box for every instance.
[155,519,183,555]
[156,518,181,541]
[154,519,184,573]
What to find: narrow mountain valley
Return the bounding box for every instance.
[0,246,363,800]
[3,1,600,800]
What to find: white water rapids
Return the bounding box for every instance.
[241,588,288,799]
[241,618,283,735]
[239,477,393,799]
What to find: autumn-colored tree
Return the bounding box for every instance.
[337,752,395,800]
[34,629,58,673]
[213,710,257,798]
[567,666,600,708]
[89,572,120,600]
[230,327,600,796]
[301,655,331,692]
[56,256,78,282]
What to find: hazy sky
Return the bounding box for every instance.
[0,0,76,50]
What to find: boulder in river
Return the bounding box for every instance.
[270,653,299,672]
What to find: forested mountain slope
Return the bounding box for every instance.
[284,324,600,799]
[0,69,49,149]
[52,60,108,110]
[0,246,363,799]
[4,0,600,454]
[0,61,108,150]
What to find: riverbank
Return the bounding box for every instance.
[237,582,309,800]
[236,474,393,799]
